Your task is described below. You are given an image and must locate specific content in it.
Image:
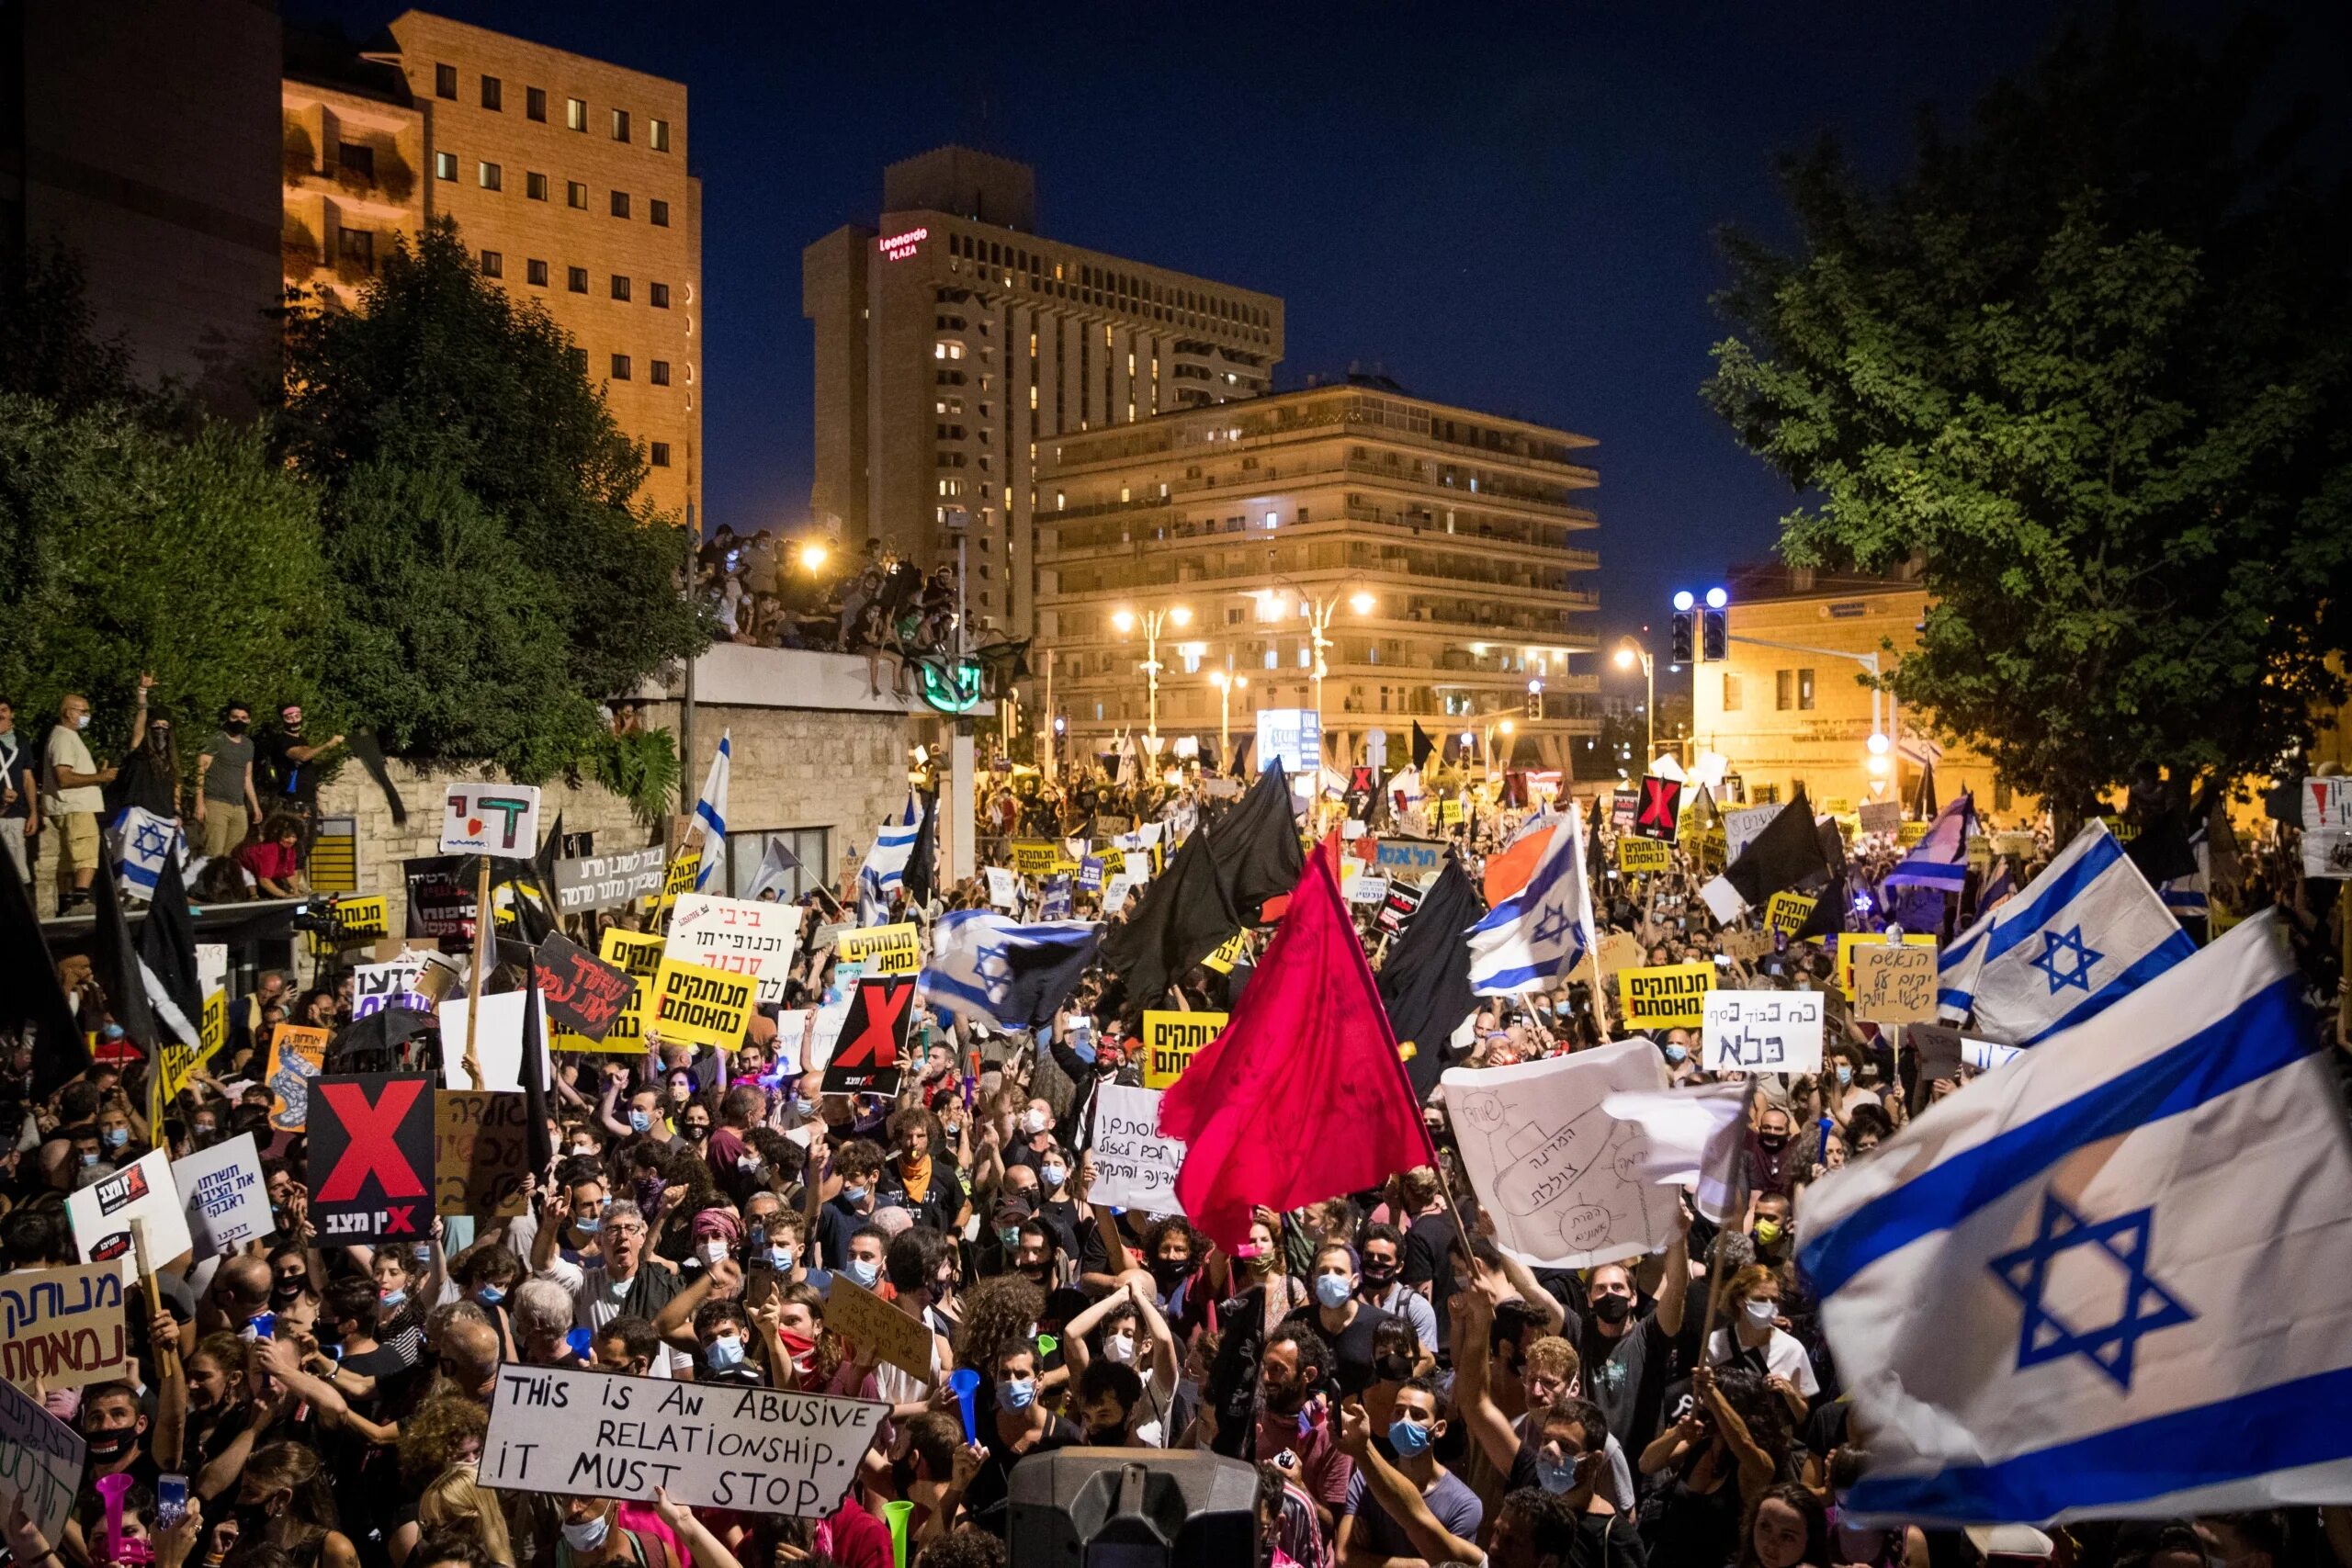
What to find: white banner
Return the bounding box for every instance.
[1701,990,1826,1075]
[1721,805,1780,863]
[1439,1039,1679,1271]
[986,866,1019,909]
[667,894,804,1005]
[480,1364,884,1517]
[0,1374,85,1544]
[65,1147,191,1269]
[1088,1083,1183,1215]
[352,958,429,1019]
[437,991,553,1093]
[172,1134,270,1258]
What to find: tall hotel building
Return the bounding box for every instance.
[280,12,702,524]
[803,147,1282,634]
[1035,380,1601,771]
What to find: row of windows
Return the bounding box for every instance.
[941,231,1268,334]
[474,251,674,309]
[431,152,673,225]
[434,64,672,152]
[1718,669,1819,712]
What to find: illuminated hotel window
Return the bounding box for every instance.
[650,118,671,152]
[434,152,456,181]
[566,97,586,131]
[567,181,587,209]
[611,108,630,141]
[478,161,501,190]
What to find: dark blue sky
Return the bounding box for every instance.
[295,0,2259,689]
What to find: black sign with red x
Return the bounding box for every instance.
[821,977,915,1099]
[1634,775,1683,841]
[307,1073,435,1243]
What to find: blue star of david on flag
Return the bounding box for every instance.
[133,820,171,861]
[2030,924,2102,995]
[1988,1190,2195,1391]
[1531,900,1570,948]
[974,942,1013,1002]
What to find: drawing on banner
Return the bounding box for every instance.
[265,1023,329,1131]
[439,783,542,858]
[65,1148,190,1267]
[1701,991,1826,1074]
[481,1365,884,1517]
[1440,1039,1677,1270]
[668,894,803,1004]
[1090,1083,1182,1214]
[173,1134,268,1258]
[0,1262,130,1392]
[1142,1010,1227,1089]
[820,978,915,1097]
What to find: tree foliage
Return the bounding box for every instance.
[277,219,707,781]
[1704,10,2352,814]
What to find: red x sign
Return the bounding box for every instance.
[1635,775,1682,840]
[823,978,914,1096]
[314,1077,429,1202]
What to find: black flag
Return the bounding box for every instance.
[902,791,938,909]
[1208,760,1305,926]
[1098,826,1238,1008]
[135,848,202,1043]
[88,849,159,1048]
[1377,857,1487,1100]
[1227,733,1253,778]
[1410,722,1435,773]
[1719,789,1833,907]
[520,963,557,1183]
[0,837,89,1095]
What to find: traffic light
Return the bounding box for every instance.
[1524,680,1543,719]
[1668,611,1694,664]
[1702,606,1727,661]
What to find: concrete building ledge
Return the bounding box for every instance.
[641,646,930,716]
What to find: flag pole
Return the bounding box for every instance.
[1700,1076,1761,1347]
[464,855,491,1090]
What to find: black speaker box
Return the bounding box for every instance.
[1006,1447,1260,1567]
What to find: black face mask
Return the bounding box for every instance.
[1373,1353,1415,1384]
[1362,1260,1397,1286]
[271,1281,304,1306]
[1756,1132,1790,1152]
[1591,1293,1634,1325]
[682,1122,710,1142]
[85,1429,135,1462]
[225,720,249,735]
[1149,1257,1191,1293]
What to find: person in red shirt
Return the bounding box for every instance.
[236,814,306,897]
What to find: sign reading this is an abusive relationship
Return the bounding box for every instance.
[481,1364,884,1517]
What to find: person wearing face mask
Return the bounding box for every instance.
[960,1343,1079,1532]
[1335,1376,1484,1564]
[195,701,263,863]
[1284,1242,1396,1397]
[1001,1096,1060,1179]
[816,1137,884,1267]
[1356,1224,1439,1359]
[1061,1280,1181,1444]
[689,1299,763,1387]
[1660,1030,1702,1085]
[45,689,119,910]
[1562,1206,1691,1460]
[552,1495,681,1568]
[1745,1106,1799,1198]
[1747,1190,1795,1268]
[866,1228,957,1427]
[1705,1267,1815,1423]
[449,1242,524,1362]
[225,1439,360,1568]
[110,701,181,819]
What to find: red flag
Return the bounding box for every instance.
[1158,853,1434,1253]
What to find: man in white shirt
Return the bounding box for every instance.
[45,690,121,909]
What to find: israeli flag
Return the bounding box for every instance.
[920,908,1099,1030]
[2160,826,2209,921]
[690,731,730,892]
[1799,912,2352,1525]
[1466,800,1596,996]
[1883,793,1974,892]
[1932,820,2193,1045]
[117,807,181,898]
[857,795,920,925]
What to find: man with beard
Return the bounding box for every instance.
[1250,1324,1352,1540]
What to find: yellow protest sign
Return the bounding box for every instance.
[1854,942,1938,1022]
[1617,838,1672,874]
[836,923,922,977]
[1142,1010,1227,1089]
[1199,931,1250,975]
[200,989,227,1064]
[1617,963,1716,1030]
[1837,932,1939,999]
[1012,840,1074,876]
[648,958,757,1050]
[1763,891,1817,939]
[1966,834,1992,868]
[1896,819,1929,847]
[656,851,699,919]
[555,1002,644,1055]
[601,929,666,981]
[335,894,390,940]
[1440,798,1465,828]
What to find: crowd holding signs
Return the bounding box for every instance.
[6,735,2351,1568]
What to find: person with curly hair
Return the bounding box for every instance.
[1738,1482,1831,1568]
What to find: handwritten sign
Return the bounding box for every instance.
[1858,800,1902,837]
[1854,942,1938,1022]
[536,932,639,1040]
[436,1090,532,1217]
[1088,1083,1183,1214]
[1701,990,1826,1074]
[1837,932,1940,1000]
[173,1134,268,1258]
[554,845,668,913]
[1142,1010,1227,1089]
[650,958,758,1051]
[985,866,1018,908]
[822,1272,935,1380]
[481,1364,885,1517]
[668,894,803,1005]
[1616,963,1716,1031]
[1,1262,129,1392]
[1617,837,1671,874]
[0,1374,85,1546]
[265,1022,329,1131]
[834,923,921,978]
[1720,804,1779,863]
[440,782,543,859]
[1762,891,1817,939]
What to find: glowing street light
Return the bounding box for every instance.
[1111,605,1191,744]
[797,541,829,571]
[1705,586,1728,610]
[1614,637,1656,763]
[1672,590,1696,613]
[1208,671,1250,768]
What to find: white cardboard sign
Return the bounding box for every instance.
[1701,989,1826,1075]
[0,1375,85,1545]
[1090,1083,1184,1215]
[667,894,803,1006]
[439,783,544,859]
[172,1133,270,1258]
[437,990,554,1092]
[65,1147,191,1269]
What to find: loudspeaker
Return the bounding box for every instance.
[1007,1448,1259,1567]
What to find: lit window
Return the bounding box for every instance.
[611,107,630,141]
[478,161,501,190]
[566,96,586,131]
[478,249,502,276]
[610,354,631,380]
[1029,384,1038,411]
[567,181,587,209]
[1264,512,1278,528]
[650,118,670,152]
[435,63,457,99]
[434,151,456,181]
[650,442,672,467]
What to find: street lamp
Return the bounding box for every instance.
[797,540,829,572]
[1208,671,1249,769]
[1111,604,1191,747]
[1613,638,1655,766]
[1250,580,1374,761]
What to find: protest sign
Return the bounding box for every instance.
[403,854,477,940]
[668,894,803,1006]
[554,845,667,914]
[822,1273,935,1379]
[1198,931,1250,976]
[834,922,921,978]
[2302,777,2352,879]
[439,782,542,858]
[1962,1036,2023,1073]
[1895,819,1929,847]
[1345,874,1390,906]
[173,1134,268,1258]
[1611,790,1639,831]
[436,1090,532,1217]
[334,894,390,940]
[308,1074,435,1243]
[1993,830,2037,860]
[820,978,915,1097]
[0,1262,130,1392]
[264,1023,328,1132]
[1633,775,1681,840]
[1141,1010,1227,1089]
[1440,798,1466,828]
[1101,874,1138,912]
[1088,1083,1183,1213]
[0,1374,85,1546]
[1373,838,1448,878]
[535,932,639,1040]
[1719,804,1779,863]
[353,956,429,1019]
[1617,837,1671,874]
[656,849,699,919]
[650,958,759,1052]
[1701,991,1826,1074]
[66,1148,190,1267]
[481,1364,884,1517]
[1854,941,1938,1022]
[1567,929,1646,987]
[1858,800,1902,837]
[1837,931,1939,999]
[1011,840,1072,877]
[985,866,1018,908]
[1762,891,1817,940]
[1616,963,1715,1030]
[601,928,666,981]
[437,991,553,1092]
[1440,1038,1679,1270]
[1039,873,1072,919]
[1077,856,1104,892]
[1718,929,1775,962]
[199,942,228,1062]
[1376,880,1426,936]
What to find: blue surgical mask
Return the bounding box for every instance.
[846,1258,880,1289]
[379,1287,407,1310]
[1388,1416,1433,1457]
[793,1097,817,1117]
[1040,1163,1068,1190]
[561,1515,610,1552]
[629,1110,652,1134]
[997,1376,1036,1412]
[1835,1064,1853,1086]
[704,1333,745,1370]
[842,1184,869,1205]
[1663,1042,1688,1064]
[998,1226,1021,1250]
[1314,1273,1352,1310]
[102,1126,130,1149]
[476,1285,505,1307]
[769,1246,796,1271]
[574,1214,603,1235]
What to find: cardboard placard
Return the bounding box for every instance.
[535,931,639,1040]
[335,893,390,939]
[1198,931,1250,976]
[308,1074,435,1243]
[1617,837,1672,874]
[0,1262,130,1392]
[173,1134,269,1258]
[440,782,543,859]
[1858,800,1902,837]
[1088,1083,1183,1214]
[264,1022,329,1132]
[833,923,921,978]
[1141,1010,1227,1089]
[1633,776,1681,840]
[481,1365,885,1517]
[820,977,915,1097]
[650,958,758,1051]
[1701,990,1826,1074]
[822,1272,936,1379]
[1721,804,1779,863]
[1011,840,1072,877]
[65,1148,191,1268]
[667,894,803,1005]
[0,1375,85,1546]
[1854,942,1938,1022]
[435,1090,532,1217]
[554,845,668,913]
[1762,891,1817,939]
[1837,932,1940,1000]
[1615,963,1716,1030]
[985,866,1019,908]
[1718,929,1775,962]
[404,853,477,940]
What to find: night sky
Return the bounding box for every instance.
[291,0,2271,694]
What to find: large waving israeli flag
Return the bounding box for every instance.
[1801,911,2352,1524]
[920,908,1100,1031]
[1466,801,1596,996]
[1931,820,2192,1045]
[856,795,920,924]
[690,731,730,892]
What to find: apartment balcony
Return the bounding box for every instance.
[1040,455,1594,525]
[1047,553,1602,614]
[1041,400,1598,486]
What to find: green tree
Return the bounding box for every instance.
[1704,11,2352,818]
[0,396,330,754]
[277,219,707,781]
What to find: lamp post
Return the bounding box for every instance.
[1251,581,1374,763]
[1208,671,1249,769]
[1612,639,1655,768]
[1111,604,1191,749]
[1479,716,1516,780]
